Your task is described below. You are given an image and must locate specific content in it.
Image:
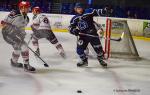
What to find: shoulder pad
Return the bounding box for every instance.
[41,14,47,18]
[33,15,37,20]
[73,15,80,20]
[41,14,46,16]
[37,14,45,18]
[37,14,45,17]
[8,10,21,18]
[70,15,80,24]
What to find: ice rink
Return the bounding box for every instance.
[0,31,150,95]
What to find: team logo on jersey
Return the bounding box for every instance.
[78,40,83,45]
[78,20,88,30]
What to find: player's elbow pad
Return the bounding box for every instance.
[1,20,6,25]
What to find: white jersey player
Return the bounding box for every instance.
[1,1,36,72]
[31,6,65,58]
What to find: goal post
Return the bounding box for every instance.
[104,18,140,59]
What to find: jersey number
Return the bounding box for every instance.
[43,17,49,23]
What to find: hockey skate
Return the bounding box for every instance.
[98,58,107,68]
[11,59,23,68]
[24,61,36,72]
[24,64,36,72]
[77,59,88,67]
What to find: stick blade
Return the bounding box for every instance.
[121,32,125,39]
[117,37,122,41]
[44,63,49,67]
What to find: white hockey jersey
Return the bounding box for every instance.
[32,14,51,30]
[3,10,29,31]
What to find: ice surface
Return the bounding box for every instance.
[0,31,150,95]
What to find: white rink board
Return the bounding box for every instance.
[0,11,150,36]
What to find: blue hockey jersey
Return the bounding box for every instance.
[69,9,106,35]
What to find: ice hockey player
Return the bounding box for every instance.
[1,1,36,72]
[31,6,66,58]
[69,3,107,67]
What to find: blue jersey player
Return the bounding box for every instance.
[69,3,107,67]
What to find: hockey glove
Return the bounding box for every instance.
[72,28,80,36]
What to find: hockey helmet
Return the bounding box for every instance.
[75,3,84,9]
[19,1,30,9]
[32,6,41,13]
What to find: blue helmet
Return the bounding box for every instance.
[75,3,84,9]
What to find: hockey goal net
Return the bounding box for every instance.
[104,18,139,59]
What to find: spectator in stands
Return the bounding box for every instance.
[126,10,137,19]
[114,6,126,18]
[103,5,114,17]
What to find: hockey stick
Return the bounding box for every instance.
[79,32,124,42]
[28,46,49,67]
[27,45,49,67]
[27,34,33,45]
[26,35,49,67]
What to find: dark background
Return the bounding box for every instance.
[0,0,149,8]
[0,0,149,19]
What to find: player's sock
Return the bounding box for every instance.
[55,43,66,58]
[21,44,36,72]
[84,47,89,57]
[32,38,40,56]
[11,51,23,68]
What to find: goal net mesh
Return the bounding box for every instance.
[105,19,139,59]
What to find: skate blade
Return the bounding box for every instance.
[101,65,108,68]
[77,64,88,67]
[24,69,36,73]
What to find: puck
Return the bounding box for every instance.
[77,90,82,93]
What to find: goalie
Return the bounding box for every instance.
[31,6,66,58]
[1,1,35,72]
[69,3,107,67]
